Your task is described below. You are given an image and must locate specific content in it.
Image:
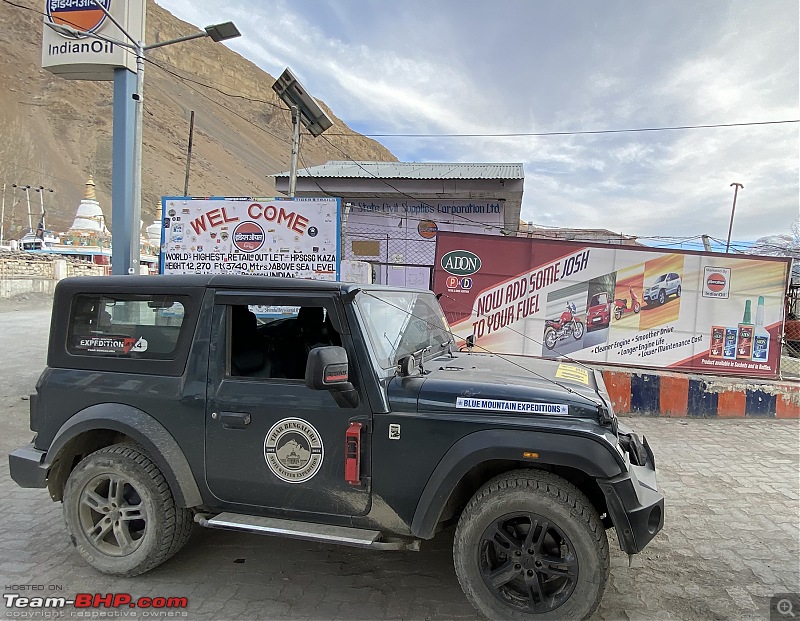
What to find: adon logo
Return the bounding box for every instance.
[47,0,112,36]
[441,250,482,276]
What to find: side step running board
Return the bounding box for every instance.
[197,512,420,551]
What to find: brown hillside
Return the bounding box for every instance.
[0,0,396,236]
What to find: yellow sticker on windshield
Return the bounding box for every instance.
[556,364,589,385]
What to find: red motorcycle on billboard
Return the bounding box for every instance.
[544,302,585,350]
[614,287,641,321]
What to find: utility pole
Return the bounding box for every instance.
[35,187,53,238]
[23,185,32,231]
[289,105,300,198]
[701,234,712,252]
[0,183,5,244]
[725,182,744,253]
[183,111,195,196]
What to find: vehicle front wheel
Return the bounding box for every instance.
[658,290,666,305]
[63,443,194,576]
[453,470,609,620]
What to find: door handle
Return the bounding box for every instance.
[218,411,251,430]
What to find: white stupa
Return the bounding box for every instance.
[69,177,110,235]
[145,221,161,244]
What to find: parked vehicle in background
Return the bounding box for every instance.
[643,272,682,306]
[544,301,585,349]
[614,287,641,320]
[586,292,612,330]
[9,275,664,621]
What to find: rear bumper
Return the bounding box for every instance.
[598,436,664,554]
[8,443,48,488]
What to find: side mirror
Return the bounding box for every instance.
[305,346,358,408]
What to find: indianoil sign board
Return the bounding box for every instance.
[434,231,791,379]
[159,197,341,280]
[41,0,146,80]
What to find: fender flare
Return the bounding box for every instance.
[45,403,203,508]
[410,429,624,539]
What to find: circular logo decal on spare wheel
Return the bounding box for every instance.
[47,0,111,35]
[441,249,482,276]
[232,221,265,252]
[264,418,324,484]
[706,272,726,292]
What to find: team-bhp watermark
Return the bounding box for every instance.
[3,591,188,618]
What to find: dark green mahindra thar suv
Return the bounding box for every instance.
[10,275,663,620]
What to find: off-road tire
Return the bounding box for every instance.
[453,470,609,620]
[63,443,194,576]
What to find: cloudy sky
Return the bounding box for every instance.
[158,0,798,246]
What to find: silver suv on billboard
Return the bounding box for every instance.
[644,272,682,306]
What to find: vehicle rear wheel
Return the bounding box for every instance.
[453,470,609,620]
[63,443,194,576]
[613,307,622,321]
[676,285,681,298]
[544,328,557,350]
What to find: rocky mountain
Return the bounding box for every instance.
[0,0,396,236]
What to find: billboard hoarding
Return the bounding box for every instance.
[433,232,790,379]
[160,197,340,280]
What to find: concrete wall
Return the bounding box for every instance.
[602,367,799,418]
[0,252,105,298]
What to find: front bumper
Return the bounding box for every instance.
[9,443,48,488]
[643,289,660,303]
[598,435,664,554]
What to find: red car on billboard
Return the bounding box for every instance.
[586,291,611,331]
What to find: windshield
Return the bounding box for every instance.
[653,275,666,284]
[355,290,454,369]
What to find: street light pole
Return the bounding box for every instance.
[725,182,744,253]
[45,13,240,274]
[289,105,300,198]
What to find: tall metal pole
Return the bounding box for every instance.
[725,182,744,253]
[0,183,6,245]
[289,105,300,198]
[183,111,195,196]
[130,41,145,274]
[112,67,136,275]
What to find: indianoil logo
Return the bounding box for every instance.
[232,221,265,252]
[47,0,112,37]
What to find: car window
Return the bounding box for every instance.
[68,294,188,358]
[227,301,341,380]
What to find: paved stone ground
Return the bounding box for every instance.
[1,296,799,620]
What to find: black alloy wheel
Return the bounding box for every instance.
[478,512,578,614]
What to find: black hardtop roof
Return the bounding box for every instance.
[55,274,427,296]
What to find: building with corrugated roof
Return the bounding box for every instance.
[274,161,524,287]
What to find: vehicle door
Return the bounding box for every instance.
[666,273,678,295]
[205,291,371,516]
